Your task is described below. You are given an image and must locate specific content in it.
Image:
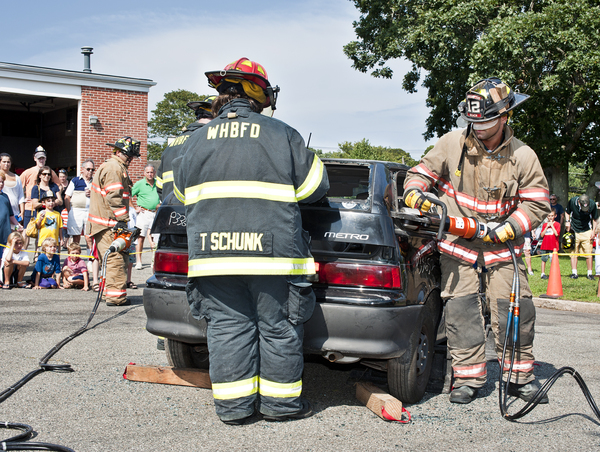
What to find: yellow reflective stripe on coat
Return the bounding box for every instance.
[184,181,297,205]
[212,376,258,400]
[155,176,163,189]
[161,170,174,183]
[188,257,315,277]
[295,155,324,201]
[173,183,185,203]
[258,377,302,398]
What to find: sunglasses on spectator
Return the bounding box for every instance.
[84,167,95,172]
[41,173,51,176]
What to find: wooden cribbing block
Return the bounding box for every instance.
[124,364,212,389]
[356,381,404,421]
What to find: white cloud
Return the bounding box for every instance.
[13,1,431,159]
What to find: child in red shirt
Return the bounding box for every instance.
[540,208,560,279]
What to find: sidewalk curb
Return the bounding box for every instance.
[533,297,600,315]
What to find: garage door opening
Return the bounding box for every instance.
[0,91,78,175]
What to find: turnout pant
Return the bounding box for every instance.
[94,228,128,304]
[187,275,315,421]
[441,255,536,388]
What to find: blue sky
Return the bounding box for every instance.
[2,0,431,159]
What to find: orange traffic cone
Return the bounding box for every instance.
[541,248,562,298]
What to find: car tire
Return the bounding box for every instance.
[165,339,210,370]
[387,312,435,404]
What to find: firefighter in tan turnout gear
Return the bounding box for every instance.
[173,58,329,425]
[87,137,140,306]
[403,78,550,404]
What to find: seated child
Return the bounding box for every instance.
[1,231,30,288]
[32,237,62,289]
[61,242,89,290]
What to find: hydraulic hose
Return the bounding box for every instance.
[499,242,600,422]
[0,250,112,451]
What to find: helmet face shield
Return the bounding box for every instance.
[471,118,499,131]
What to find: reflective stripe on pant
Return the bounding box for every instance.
[94,228,127,304]
[187,275,314,421]
[441,255,536,387]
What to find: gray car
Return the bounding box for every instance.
[143,159,443,403]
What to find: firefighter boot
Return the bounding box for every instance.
[507,381,549,404]
[449,386,478,404]
[262,399,313,422]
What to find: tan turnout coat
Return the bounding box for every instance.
[404,125,550,266]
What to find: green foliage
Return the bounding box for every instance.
[344,1,600,172]
[327,138,418,166]
[147,142,165,161]
[568,162,592,198]
[528,254,599,303]
[147,89,209,159]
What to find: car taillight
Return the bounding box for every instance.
[315,262,401,289]
[154,250,188,274]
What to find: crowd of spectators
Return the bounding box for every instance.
[0,146,157,291]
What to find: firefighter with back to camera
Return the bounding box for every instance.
[172,58,329,425]
[403,78,550,404]
[87,137,140,306]
[156,96,215,201]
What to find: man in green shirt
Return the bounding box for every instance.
[131,164,160,269]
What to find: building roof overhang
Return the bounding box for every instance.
[0,61,156,93]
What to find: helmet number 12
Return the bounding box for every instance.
[468,100,481,114]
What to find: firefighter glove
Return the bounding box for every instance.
[113,221,128,231]
[404,189,432,212]
[483,222,515,244]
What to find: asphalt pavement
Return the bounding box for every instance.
[1,249,600,451]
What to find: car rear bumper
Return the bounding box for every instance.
[144,275,424,361]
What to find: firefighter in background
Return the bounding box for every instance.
[87,137,140,306]
[173,58,329,425]
[156,96,216,201]
[404,78,550,404]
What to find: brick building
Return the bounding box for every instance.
[0,55,156,181]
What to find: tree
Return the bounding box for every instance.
[147,89,209,160]
[344,1,600,201]
[422,145,434,158]
[327,138,418,166]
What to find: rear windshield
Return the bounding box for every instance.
[323,163,371,211]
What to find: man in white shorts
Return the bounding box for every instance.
[65,159,95,245]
